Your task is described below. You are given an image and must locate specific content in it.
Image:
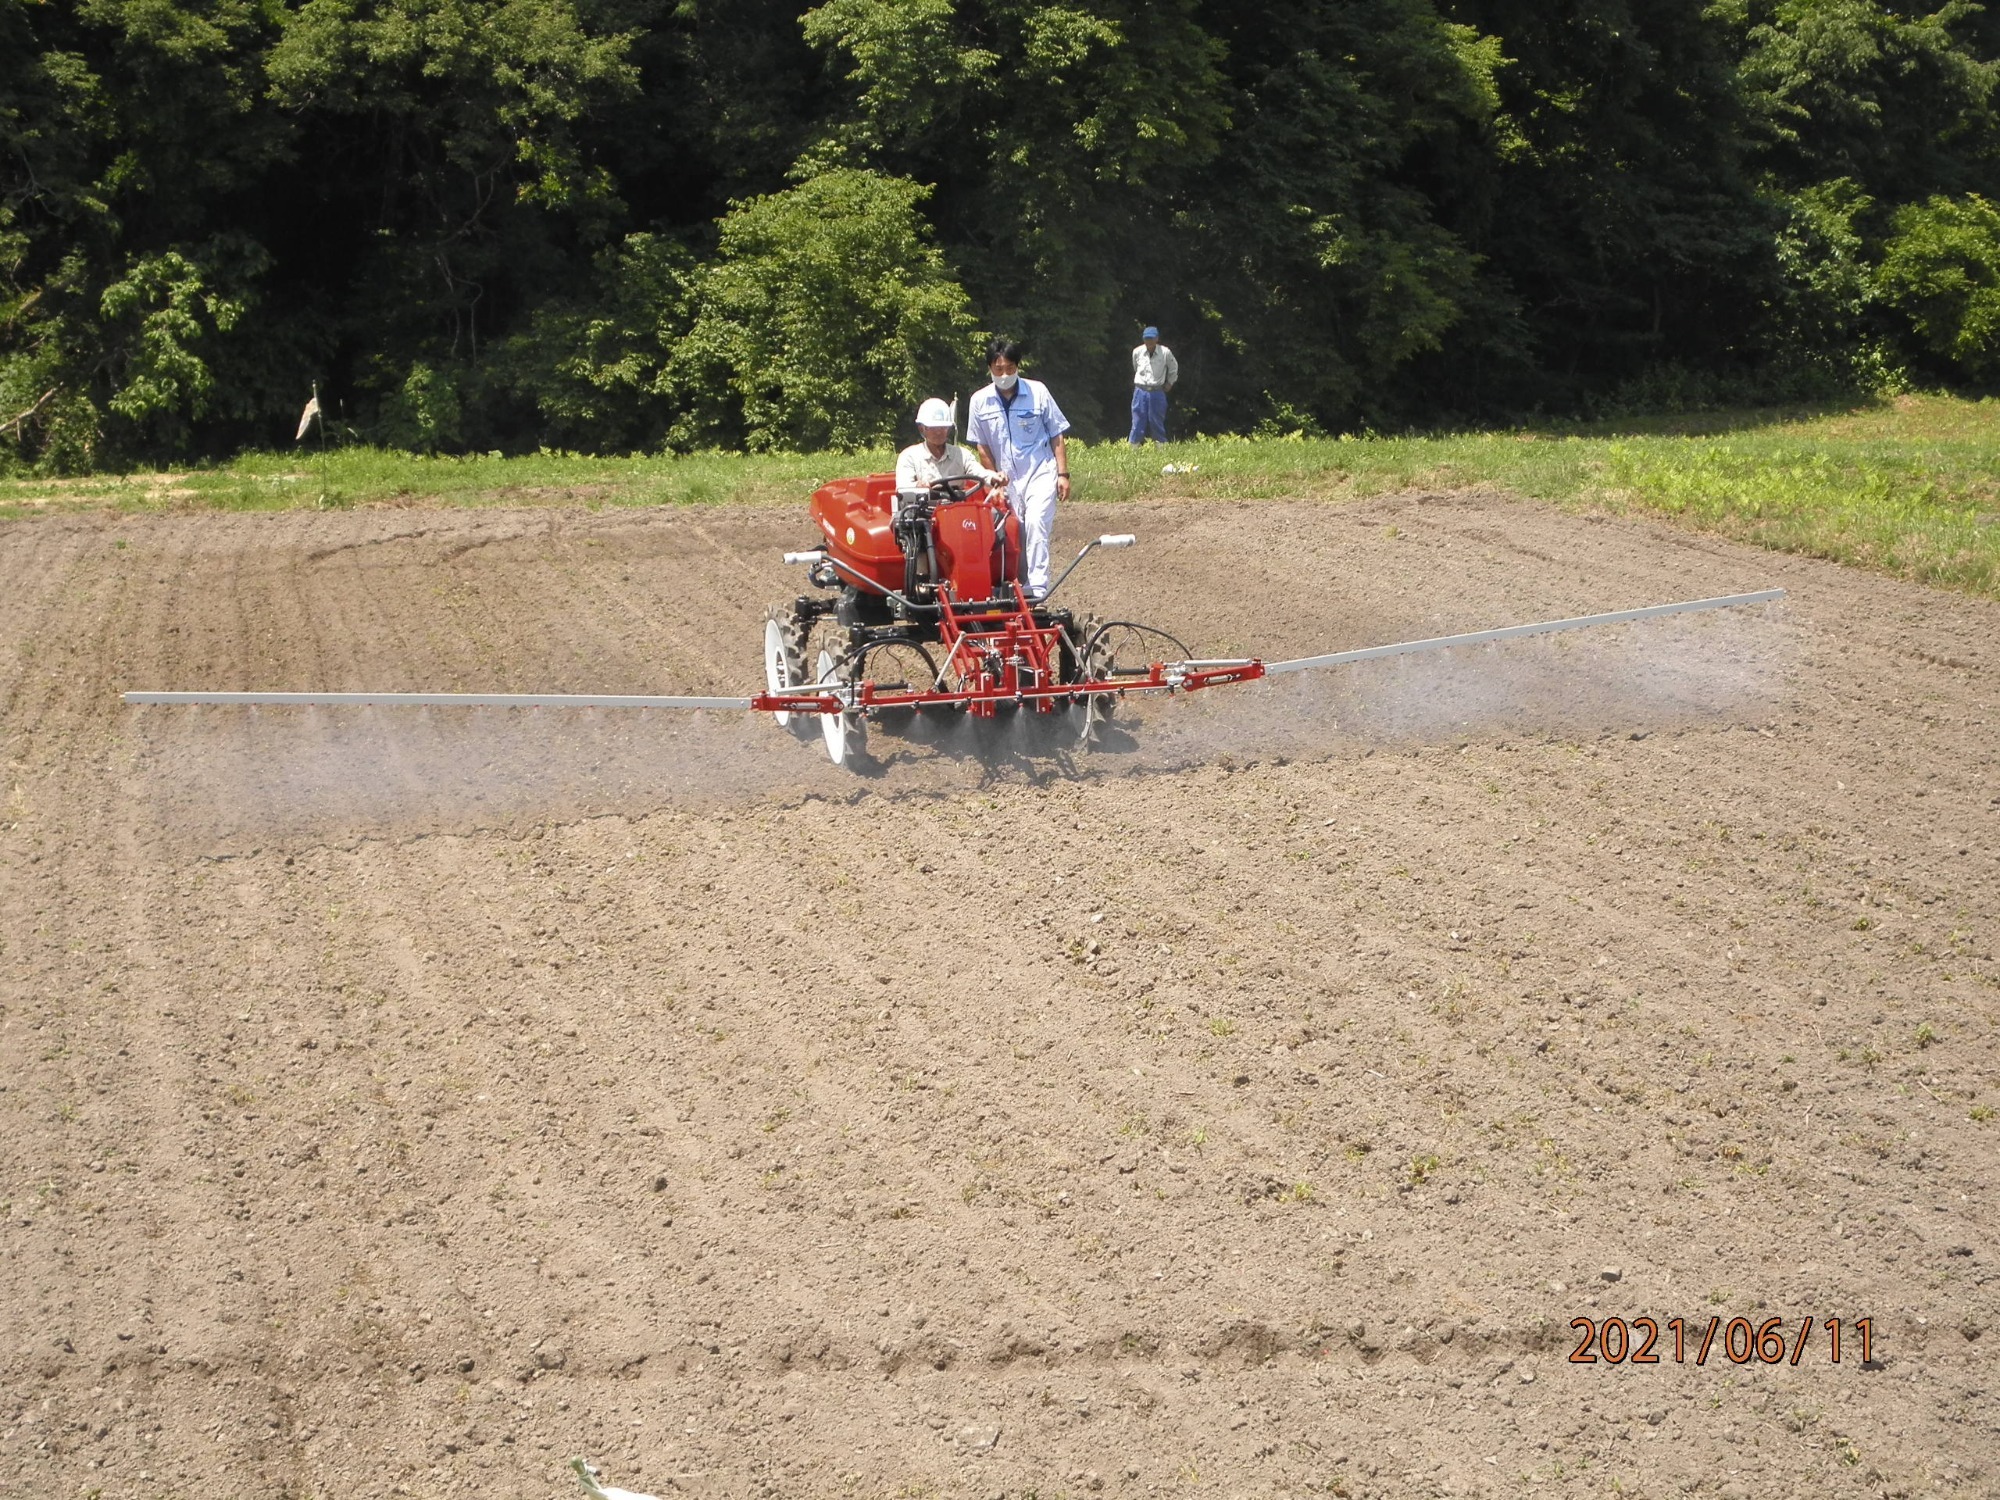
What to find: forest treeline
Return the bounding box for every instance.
[5,0,2000,470]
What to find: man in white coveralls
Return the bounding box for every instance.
[965,336,1070,601]
[894,397,1006,509]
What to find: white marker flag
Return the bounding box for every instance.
[295,393,321,442]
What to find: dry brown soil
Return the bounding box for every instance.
[2,492,1996,1500]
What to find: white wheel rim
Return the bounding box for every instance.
[764,618,792,726]
[816,649,847,765]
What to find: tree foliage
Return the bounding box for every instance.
[669,169,979,450]
[6,0,2000,471]
[1878,193,2000,376]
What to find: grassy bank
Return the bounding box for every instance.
[1076,395,2000,595]
[5,393,1996,596]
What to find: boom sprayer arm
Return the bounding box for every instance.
[122,436,1787,781]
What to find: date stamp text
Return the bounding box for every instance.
[1568,1316,1875,1367]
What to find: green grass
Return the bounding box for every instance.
[0,446,848,517]
[5,392,1998,595]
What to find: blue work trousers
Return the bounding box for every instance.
[1129,386,1168,445]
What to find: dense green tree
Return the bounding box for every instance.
[1426,0,1778,409]
[1724,0,2000,383]
[1169,0,1514,431]
[7,0,2000,472]
[799,0,1231,431]
[1765,178,1889,383]
[2,0,290,465]
[1877,192,2000,376]
[1734,0,2000,201]
[485,231,694,451]
[667,168,978,450]
[260,0,642,436]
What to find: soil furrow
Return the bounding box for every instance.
[0,494,1993,1500]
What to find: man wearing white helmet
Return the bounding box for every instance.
[895,396,1007,509]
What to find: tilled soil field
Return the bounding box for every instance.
[1,492,1995,1500]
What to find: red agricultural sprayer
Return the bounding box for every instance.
[124,469,1785,765]
[755,473,1259,764]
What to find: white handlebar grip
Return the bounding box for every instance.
[783,550,826,565]
[1097,534,1137,549]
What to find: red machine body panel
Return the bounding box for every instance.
[932,497,1001,600]
[810,474,1023,600]
[809,475,901,593]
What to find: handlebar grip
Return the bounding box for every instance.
[783,550,825,565]
[1097,534,1137,549]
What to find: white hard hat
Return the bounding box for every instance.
[915,397,954,427]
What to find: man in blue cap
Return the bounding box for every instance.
[1129,326,1178,446]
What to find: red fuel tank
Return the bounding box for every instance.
[808,474,1024,600]
[808,475,901,594]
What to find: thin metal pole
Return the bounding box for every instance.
[123,691,755,709]
[1264,589,1785,676]
[123,592,1785,711]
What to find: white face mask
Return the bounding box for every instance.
[993,372,1018,392]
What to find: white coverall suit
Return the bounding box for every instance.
[966,377,1070,598]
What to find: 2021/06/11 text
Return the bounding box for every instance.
[1569,1316,1876,1367]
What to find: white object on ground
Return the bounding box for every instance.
[1160,462,1200,474]
[571,1457,661,1500]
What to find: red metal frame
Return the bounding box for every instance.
[749,658,1263,717]
[751,574,1263,719]
[756,473,1264,719]
[934,580,1062,718]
